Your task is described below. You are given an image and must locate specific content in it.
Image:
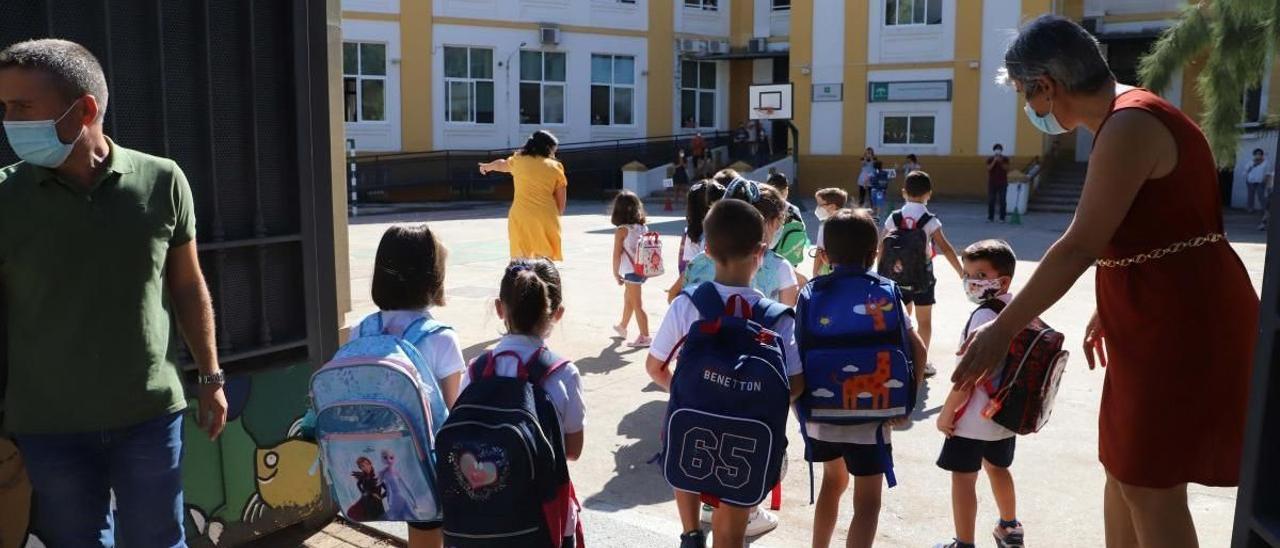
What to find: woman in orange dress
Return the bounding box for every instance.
[955,16,1258,548]
[479,130,568,261]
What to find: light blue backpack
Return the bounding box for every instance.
[684,250,790,301]
[310,313,450,522]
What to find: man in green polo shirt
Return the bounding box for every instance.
[0,39,226,547]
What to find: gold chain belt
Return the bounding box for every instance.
[1095,233,1225,268]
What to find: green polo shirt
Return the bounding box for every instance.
[0,141,196,434]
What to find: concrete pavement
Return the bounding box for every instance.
[346,199,1268,547]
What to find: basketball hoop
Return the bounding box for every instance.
[755,107,777,118]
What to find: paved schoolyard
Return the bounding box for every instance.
[346,200,1269,547]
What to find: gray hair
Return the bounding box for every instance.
[0,39,109,122]
[997,15,1113,97]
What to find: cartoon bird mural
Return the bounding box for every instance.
[242,420,323,525]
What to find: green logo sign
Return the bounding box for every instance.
[870,83,889,102]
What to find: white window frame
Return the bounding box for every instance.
[880,113,936,146]
[884,0,943,27]
[1243,85,1265,126]
[343,41,387,123]
[684,0,719,11]
[520,51,567,126]
[772,0,791,11]
[591,54,636,127]
[443,46,495,125]
[681,60,719,129]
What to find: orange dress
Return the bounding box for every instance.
[507,154,568,261]
[1095,89,1259,488]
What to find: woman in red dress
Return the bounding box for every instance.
[955,16,1259,547]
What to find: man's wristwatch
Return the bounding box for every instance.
[197,370,226,387]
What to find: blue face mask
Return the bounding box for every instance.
[3,101,84,168]
[1023,97,1069,135]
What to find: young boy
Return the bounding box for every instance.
[766,172,805,225]
[881,171,963,376]
[646,199,805,548]
[811,187,849,278]
[802,209,927,548]
[934,240,1023,548]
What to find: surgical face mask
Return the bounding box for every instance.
[964,277,1005,304]
[815,205,833,221]
[2,101,84,168]
[1023,97,1069,135]
[770,224,784,248]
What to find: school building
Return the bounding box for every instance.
[340,0,1280,201]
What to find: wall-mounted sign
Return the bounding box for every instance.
[812,83,843,102]
[868,80,952,102]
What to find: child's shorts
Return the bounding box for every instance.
[936,436,1016,473]
[623,273,647,284]
[900,282,937,306]
[806,438,891,477]
[408,521,442,531]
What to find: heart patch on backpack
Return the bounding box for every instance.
[447,444,510,500]
[460,452,498,488]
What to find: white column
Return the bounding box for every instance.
[809,0,844,154]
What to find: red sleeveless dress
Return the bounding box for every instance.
[1094,89,1259,488]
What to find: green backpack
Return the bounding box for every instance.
[773,218,809,267]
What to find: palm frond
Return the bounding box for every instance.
[1139,3,1214,91]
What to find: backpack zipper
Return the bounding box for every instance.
[313,358,435,434]
[451,404,554,452]
[443,526,541,539]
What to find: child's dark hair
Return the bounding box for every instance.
[610,190,647,226]
[906,153,918,162]
[815,187,849,209]
[1254,148,1265,156]
[723,177,787,224]
[703,199,765,261]
[520,130,559,158]
[873,160,883,170]
[712,168,742,186]
[499,259,563,335]
[371,224,447,310]
[822,209,879,268]
[963,239,1017,278]
[904,170,933,197]
[766,172,790,192]
[685,179,726,244]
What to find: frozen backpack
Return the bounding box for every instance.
[966,300,1069,435]
[795,268,916,486]
[684,251,790,301]
[435,349,582,548]
[662,283,793,507]
[310,313,451,522]
[877,212,934,292]
[626,227,665,277]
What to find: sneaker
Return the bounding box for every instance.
[628,335,652,348]
[931,540,972,548]
[612,324,627,339]
[924,363,937,378]
[679,530,707,548]
[994,522,1025,547]
[700,503,713,524]
[744,507,779,537]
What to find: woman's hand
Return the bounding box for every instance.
[477,162,490,175]
[953,321,1016,389]
[1083,310,1108,370]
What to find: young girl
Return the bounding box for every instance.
[667,180,726,302]
[367,224,466,548]
[488,259,586,545]
[610,191,653,348]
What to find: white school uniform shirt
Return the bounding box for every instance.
[649,281,803,378]
[953,293,1017,441]
[1245,160,1272,184]
[617,224,647,277]
[885,201,943,256]
[370,309,467,382]
[681,233,704,265]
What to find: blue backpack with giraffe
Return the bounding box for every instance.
[795,267,917,427]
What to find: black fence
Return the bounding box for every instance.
[349,130,790,201]
[0,0,338,372]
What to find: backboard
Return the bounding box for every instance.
[749,83,794,121]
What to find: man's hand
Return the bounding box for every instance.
[197,383,228,440]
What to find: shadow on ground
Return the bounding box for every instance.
[582,399,673,512]
[576,339,646,376]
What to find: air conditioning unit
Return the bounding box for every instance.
[748,38,768,53]
[539,25,561,45]
[679,38,709,54]
[708,40,729,54]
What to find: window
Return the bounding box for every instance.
[882,115,935,145]
[343,42,387,122]
[1244,86,1263,124]
[591,54,635,126]
[520,51,567,125]
[684,0,718,10]
[444,46,494,124]
[884,0,942,26]
[681,60,718,129]
[772,0,790,10]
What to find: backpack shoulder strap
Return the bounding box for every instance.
[916,212,934,229]
[961,300,1007,340]
[751,298,794,330]
[891,211,905,230]
[467,351,495,381]
[528,347,571,386]
[400,316,451,345]
[688,282,725,321]
[357,313,384,338]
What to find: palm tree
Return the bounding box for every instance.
[1139,1,1277,165]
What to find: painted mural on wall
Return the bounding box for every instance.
[0,364,331,548]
